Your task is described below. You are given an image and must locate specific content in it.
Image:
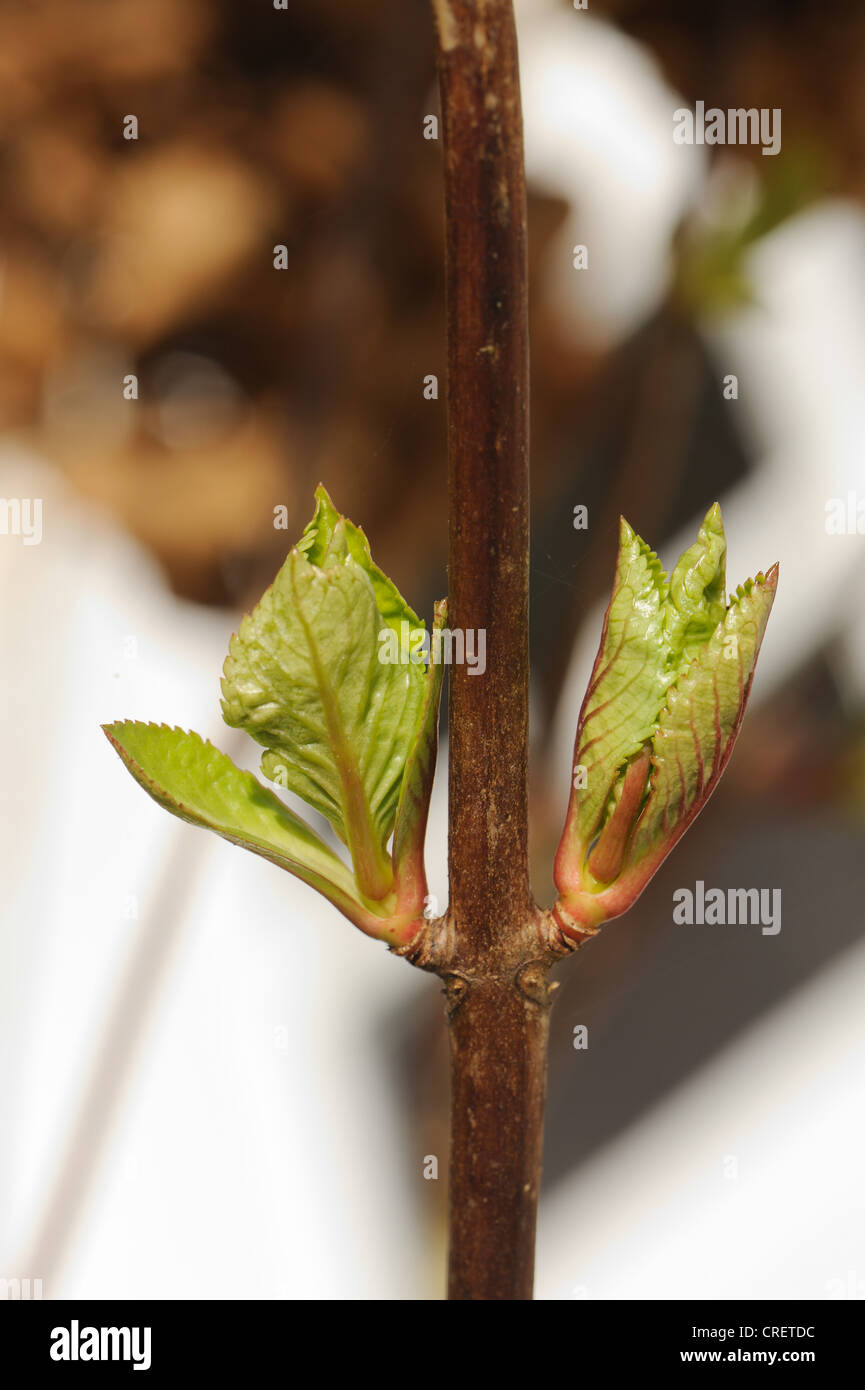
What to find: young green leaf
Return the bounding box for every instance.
[297,484,424,638]
[555,505,777,938]
[662,501,727,665]
[102,722,394,939]
[105,488,445,948]
[629,575,775,861]
[392,599,448,916]
[569,519,670,847]
[220,496,427,905]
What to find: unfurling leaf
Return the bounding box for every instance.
[554,504,777,938]
[220,491,428,902]
[104,488,445,946]
[103,722,382,937]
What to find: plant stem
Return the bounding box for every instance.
[435,0,531,931]
[428,0,558,1300]
[445,973,551,1300]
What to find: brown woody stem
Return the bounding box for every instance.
[428,0,558,1301]
[436,0,529,933]
[445,971,551,1300]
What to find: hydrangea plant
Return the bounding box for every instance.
[104,487,446,947]
[102,0,779,1303]
[554,503,778,939]
[104,489,776,1303]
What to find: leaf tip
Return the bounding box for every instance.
[101,721,122,750]
[762,561,780,591]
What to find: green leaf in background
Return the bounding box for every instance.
[673,146,825,317]
[220,488,428,903]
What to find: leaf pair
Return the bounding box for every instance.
[105,487,775,951]
[554,503,777,937]
[105,488,446,946]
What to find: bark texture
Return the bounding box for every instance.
[417,0,577,1301]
